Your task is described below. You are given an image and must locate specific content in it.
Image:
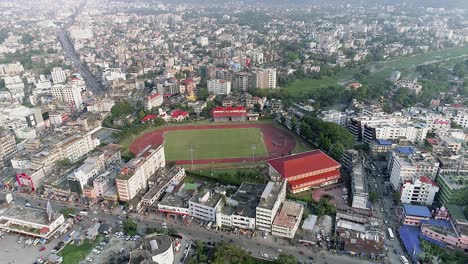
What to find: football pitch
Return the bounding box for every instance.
[163,128,268,160]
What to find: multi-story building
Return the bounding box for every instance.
[255,180,287,232]
[363,123,428,144]
[232,72,250,92]
[452,110,468,128]
[347,112,410,142]
[145,93,163,110]
[251,68,276,89]
[268,150,341,194]
[402,204,431,226]
[400,176,439,205]
[212,106,247,122]
[51,84,83,110]
[207,79,231,95]
[116,145,166,202]
[86,98,115,113]
[388,148,439,190]
[0,130,16,164]
[129,234,174,264]
[4,76,25,101]
[216,182,266,230]
[351,162,369,210]
[271,201,304,238]
[436,174,468,205]
[51,67,66,84]
[188,191,223,222]
[341,149,361,171]
[319,110,347,126]
[141,166,186,207]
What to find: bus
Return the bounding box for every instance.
[206,222,213,229]
[387,228,395,240]
[400,256,410,264]
[79,211,88,217]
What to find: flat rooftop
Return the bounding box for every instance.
[0,204,61,226]
[190,191,222,208]
[223,182,266,218]
[258,181,285,210]
[272,201,303,229]
[403,204,431,218]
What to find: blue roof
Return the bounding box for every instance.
[420,234,446,248]
[421,219,453,229]
[403,204,431,217]
[399,225,421,262]
[396,146,415,155]
[376,139,392,146]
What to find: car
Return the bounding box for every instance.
[309,256,314,260]
[261,253,269,258]
[25,203,31,207]
[40,247,46,252]
[381,208,384,212]
[277,249,283,253]
[86,257,93,262]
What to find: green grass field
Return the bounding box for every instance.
[164,128,268,160]
[59,237,101,264]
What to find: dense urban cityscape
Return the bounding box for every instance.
[0,0,467,263]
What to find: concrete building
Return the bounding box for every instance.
[363,123,428,144]
[271,201,304,239]
[207,79,231,95]
[341,149,361,171]
[86,98,115,113]
[51,67,66,84]
[141,166,186,207]
[116,145,166,202]
[347,112,410,142]
[0,199,65,239]
[388,148,439,190]
[319,110,347,126]
[189,191,223,222]
[0,129,16,164]
[436,174,468,205]
[216,182,266,230]
[129,234,174,264]
[212,106,247,122]
[251,68,277,89]
[145,93,163,110]
[268,150,341,194]
[4,76,25,101]
[255,180,287,232]
[402,204,431,226]
[351,162,369,210]
[400,176,439,205]
[51,84,83,110]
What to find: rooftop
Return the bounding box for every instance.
[0,203,61,226]
[272,201,303,229]
[190,191,222,208]
[268,150,340,179]
[222,182,266,218]
[257,181,285,210]
[403,204,431,218]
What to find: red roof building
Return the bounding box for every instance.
[141,114,158,123]
[212,106,247,122]
[267,150,341,193]
[171,110,189,121]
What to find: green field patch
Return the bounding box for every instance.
[164,128,268,160]
[58,237,101,264]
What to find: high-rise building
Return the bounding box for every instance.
[255,180,287,232]
[51,67,66,84]
[207,79,231,95]
[400,176,439,205]
[51,84,83,110]
[251,69,277,89]
[0,130,17,164]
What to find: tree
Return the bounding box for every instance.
[198,87,209,101]
[111,100,134,117]
[123,220,137,236]
[369,192,378,203]
[56,158,71,167]
[274,254,298,264]
[314,197,336,217]
[393,191,401,204]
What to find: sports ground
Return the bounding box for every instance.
[129,122,296,165]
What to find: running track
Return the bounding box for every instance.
[129,123,296,165]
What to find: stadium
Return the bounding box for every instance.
[129,123,296,165]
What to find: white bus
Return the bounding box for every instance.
[387,228,395,240]
[206,222,213,229]
[400,255,410,264]
[79,211,88,217]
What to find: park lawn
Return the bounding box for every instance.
[59,237,101,264]
[164,128,268,160]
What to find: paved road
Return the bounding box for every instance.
[58,31,104,96]
[6,191,374,264]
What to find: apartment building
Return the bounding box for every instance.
[251,68,277,89]
[319,110,347,126]
[0,130,16,164]
[347,112,410,141]
[51,67,66,84]
[255,180,287,232]
[388,148,439,190]
[116,145,166,202]
[51,84,83,110]
[271,201,304,238]
[363,123,429,144]
[145,93,163,110]
[207,79,231,95]
[189,191,223,222]
[436,174,468,205]
[351,162,369,210]
[400,176,439,205]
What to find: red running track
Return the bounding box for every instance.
[129,123,296,165]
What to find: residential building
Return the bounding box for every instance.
[388,148,439,190]
[51,67,66,84]
[51,84,83,110]
[141,166,186,207]
[86,98,115,113]
[363,123,428,144]
[319,110,347,126]
[187,101,207,115]
[400,176,439,205]
[347,112,410,142]
[436,174,468,205]
[402,204,431,226]
[145,93,163,110]
[271,201,304,238]
[0,129,16,164]
[207,79,231,95]
[116,145,166,202]
[251,68,276,89]
[255,180,287,232]
[216,182,266,230]
[4,76,25,101]
[188,191,223,222]
[351,162,369,210]
[267,150,341,194]
[341,149,361,170]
